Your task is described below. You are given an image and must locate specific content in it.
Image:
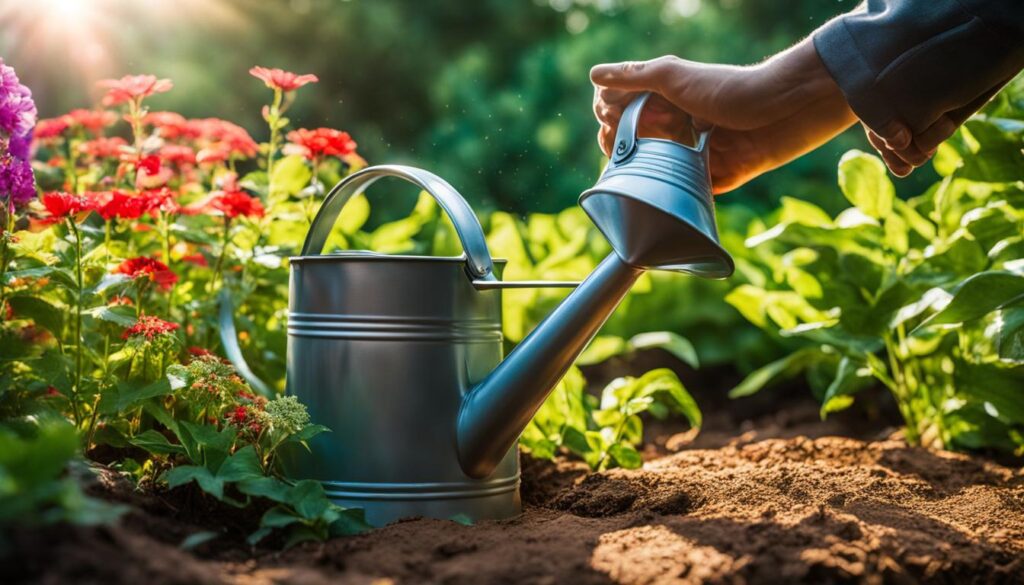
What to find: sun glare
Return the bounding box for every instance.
[0,0,246,98]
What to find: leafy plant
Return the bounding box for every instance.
[0,419,123,533]
[724,80,1024,453]
[521,366,701,470]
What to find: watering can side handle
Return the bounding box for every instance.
[300,165,495,279]
[610,92,713,165]
[217,288,275,399]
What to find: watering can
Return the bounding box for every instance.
[221,92,733,526]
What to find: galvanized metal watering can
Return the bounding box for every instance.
[222,92,733,526]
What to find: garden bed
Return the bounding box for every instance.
[6,383,1022,585]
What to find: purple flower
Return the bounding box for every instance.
[8,131,30,161]
[0,58,37,139]
[0,153,36,207]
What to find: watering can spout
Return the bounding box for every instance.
[457,252,642,478]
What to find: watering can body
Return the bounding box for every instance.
[222,93,733,527]
[285,252,520,525]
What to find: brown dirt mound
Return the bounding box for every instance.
[8,435,1022,584]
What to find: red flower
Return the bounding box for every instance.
[249,66,318,93]
[86,190,148,220]
[66,109,117,134]
[159,144,196,166]
[79,136,128,159]
[140,188,178,215]
[45,386,61,397]
[98,75,173,106]
[144,111,198,140]
[109,295,133,306]
[180,253,208,267]
[187,346,214,358]
[114,257,178,290]
[121,315,180,340]
[210,190,265,219]
[39,192,90,223]
[33,117,70,141]
[286,128,357,160]
[136,154,161,175]
[190,118,258,162]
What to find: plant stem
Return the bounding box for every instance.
[161,212,174,316]
[69,220,85,426]
[209,217,233,294]
[266,89,283,176]
[0,207,12,316]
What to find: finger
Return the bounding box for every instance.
[912,114,958,154]
[598,125,613,157]
[590,57,679,92]
[872,119,912,150]
[865,127,912,177]
[878,133,930,167]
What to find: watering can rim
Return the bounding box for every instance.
[289,252,510,265]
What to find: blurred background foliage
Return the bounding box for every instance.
[2,0,938,220]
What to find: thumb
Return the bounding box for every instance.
[590,58,677,91]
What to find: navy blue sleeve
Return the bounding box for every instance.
[813,0,1024,134]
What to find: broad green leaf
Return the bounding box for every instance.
[779,196,832,227]
[130,430,186,456]
[269,155,313,200]
[630,331,700,369]
[259,506,303,529]
[216,446,264,483]
[577,336,628,366]
[7,296,64,335]
[923,271,1024,327]
[838,151,894,219]
[164,466,224,500]
[728,348,821,398]
[338,193,370,234]
[954,361,1024,424]
[996,306,1024,362]
[101,375,185,414]
[180,531,219,551]
[84,305,137,327]
[608,443,642,469]
[819,356,874,418]
[287,480,330,519]
[238,477,293,503]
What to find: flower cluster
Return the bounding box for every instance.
[1,59,37,208]
[0,58,37,139]
[113,256,179,290]
[264,395,311,435]
[121,314,180,340]
[98,74,173,107]
[286,127,358,161]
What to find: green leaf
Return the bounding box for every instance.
[838,151,894,219]
[7,296,64,335]
[728,348,821,398]
[287,480,330,519]
[164,466,224,500]
[629,332,699,369]
[819,356,874,418]
[577,336,628,366]
[180,531,219,551]
[84,305,136,327]
[238,476,293,503]
[130,430,185,456]
[338,193,370,234]
[216,446,264,483]
[922,271,1024,327]
[608,442,643,469]
[259,505,303,529]
[954,361,1024,424]
[101,376,184,414]
[269,155,312,200]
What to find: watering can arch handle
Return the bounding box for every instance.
[610,92,711,165]
[301,165,495,279]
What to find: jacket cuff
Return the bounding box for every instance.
[813,17,893,132]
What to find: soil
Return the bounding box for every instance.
[3,358,1023,584]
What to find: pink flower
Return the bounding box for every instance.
[98,75,173,106]
[249,66,318,93]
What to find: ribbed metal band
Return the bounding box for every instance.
[322,473,520,501]
[287,313,503,342]
[603,150,711,202]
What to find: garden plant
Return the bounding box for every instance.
[1,24,1023,582]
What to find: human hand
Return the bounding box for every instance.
[861,115,959,177]
[590,40,858,194]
